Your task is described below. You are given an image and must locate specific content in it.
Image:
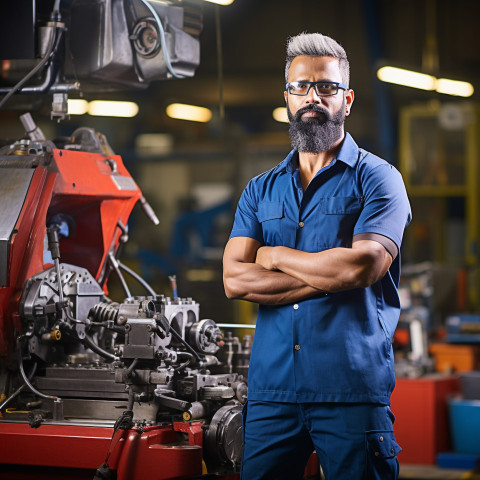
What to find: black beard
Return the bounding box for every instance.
[287,100,346,153]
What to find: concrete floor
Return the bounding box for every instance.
[399,464,480,479]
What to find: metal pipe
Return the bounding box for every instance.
[216,323,256,329]
[0,27,57,108]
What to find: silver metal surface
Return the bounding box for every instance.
[205,404,243,467]
[0,168,34,286]
[111,175,138,191]
[217,323,256,329]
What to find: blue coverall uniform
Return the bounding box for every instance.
[229,133,412,479]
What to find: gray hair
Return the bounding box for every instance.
[285,33,350,86]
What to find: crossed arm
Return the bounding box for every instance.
[222,236,393,305]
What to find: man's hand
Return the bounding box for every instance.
[255,246,278,271]
[223,237,319,304]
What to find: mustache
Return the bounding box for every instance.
[292,104,332,123]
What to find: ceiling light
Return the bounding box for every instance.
[88,100,139,117]
[436,78,474,97]
[67,99,88,115]
[377,66,474,97]
[135,133,174,156]
[273,107,288,123]
[166,103,212,123]
[377,66,436,91]
[201,0,235,5]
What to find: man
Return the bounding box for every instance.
[223,32,411,480]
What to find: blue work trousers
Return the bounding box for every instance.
[241,401,401,480]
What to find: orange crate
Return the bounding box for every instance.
[391,375,460,464]
[429,343,480,373]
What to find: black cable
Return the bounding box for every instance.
[108,253,132,299]
[0,363,38,411]
[215,5,225,121]
[0,26,58,110]
[125,358,138,377]
[155,315,201,361]
[16,337,60,401]
[82,334,118,362]
[118,261,157,297]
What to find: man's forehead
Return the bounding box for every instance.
[288,56,342,79]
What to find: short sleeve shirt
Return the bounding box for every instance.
[229,133,412,404]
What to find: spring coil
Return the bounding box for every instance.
[89,301,120,323]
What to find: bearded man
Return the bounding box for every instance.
[223,32,412,480]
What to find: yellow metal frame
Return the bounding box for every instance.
[399,100,480,306]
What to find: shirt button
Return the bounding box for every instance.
[294,344,301,351]
[298,221,304,228]
[293,304,299,310]
[379,436,384,442]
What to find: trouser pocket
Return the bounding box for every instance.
[365,430,401,480]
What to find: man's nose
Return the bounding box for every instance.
[305,86,321,103]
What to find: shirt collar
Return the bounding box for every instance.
[281,132,360,173]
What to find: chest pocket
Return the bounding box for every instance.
[318,196,362,214]
[316,196,362,248]
[257,201,284,246]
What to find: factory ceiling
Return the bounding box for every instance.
[1,0,480,154]
[132,0,480,150]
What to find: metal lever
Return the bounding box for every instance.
[139,196,160,225]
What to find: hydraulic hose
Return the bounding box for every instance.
[82,334,118,362]
[108,253,132,299]
[16,337,61,401]
[137,0,185,79]
[118,261,157,297]
[0,363,38,411]
[155,314,201,362]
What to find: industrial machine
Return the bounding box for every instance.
[0,1,247,479]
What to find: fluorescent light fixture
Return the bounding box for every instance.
[135,133,174,156]
[436,78,474,97]
[166,103,212,123]
[377,66,474,97]
[377,66,436,91]
[202,0,235,5]
[273,107,288,123]
[88,100,139,117]
[68,99,88,115]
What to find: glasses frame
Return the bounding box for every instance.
[286,80,348,97]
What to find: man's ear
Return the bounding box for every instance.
[345,88,354,116]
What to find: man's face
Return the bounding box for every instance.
[285,56,354,153]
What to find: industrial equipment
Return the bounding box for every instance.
[0,119,246,479]
[0,1,246,478]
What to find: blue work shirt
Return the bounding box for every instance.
[229,133,412,405]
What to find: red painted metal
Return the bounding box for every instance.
[0,149,142,361]
[0,422,204,480]
[48,149,142,283]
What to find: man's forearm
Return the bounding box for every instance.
[256,240,391,293]
[223,261,320,305]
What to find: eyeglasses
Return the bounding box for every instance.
[286,80,348,97]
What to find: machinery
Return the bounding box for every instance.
[0,119,246,479]
[0,1,247,478]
